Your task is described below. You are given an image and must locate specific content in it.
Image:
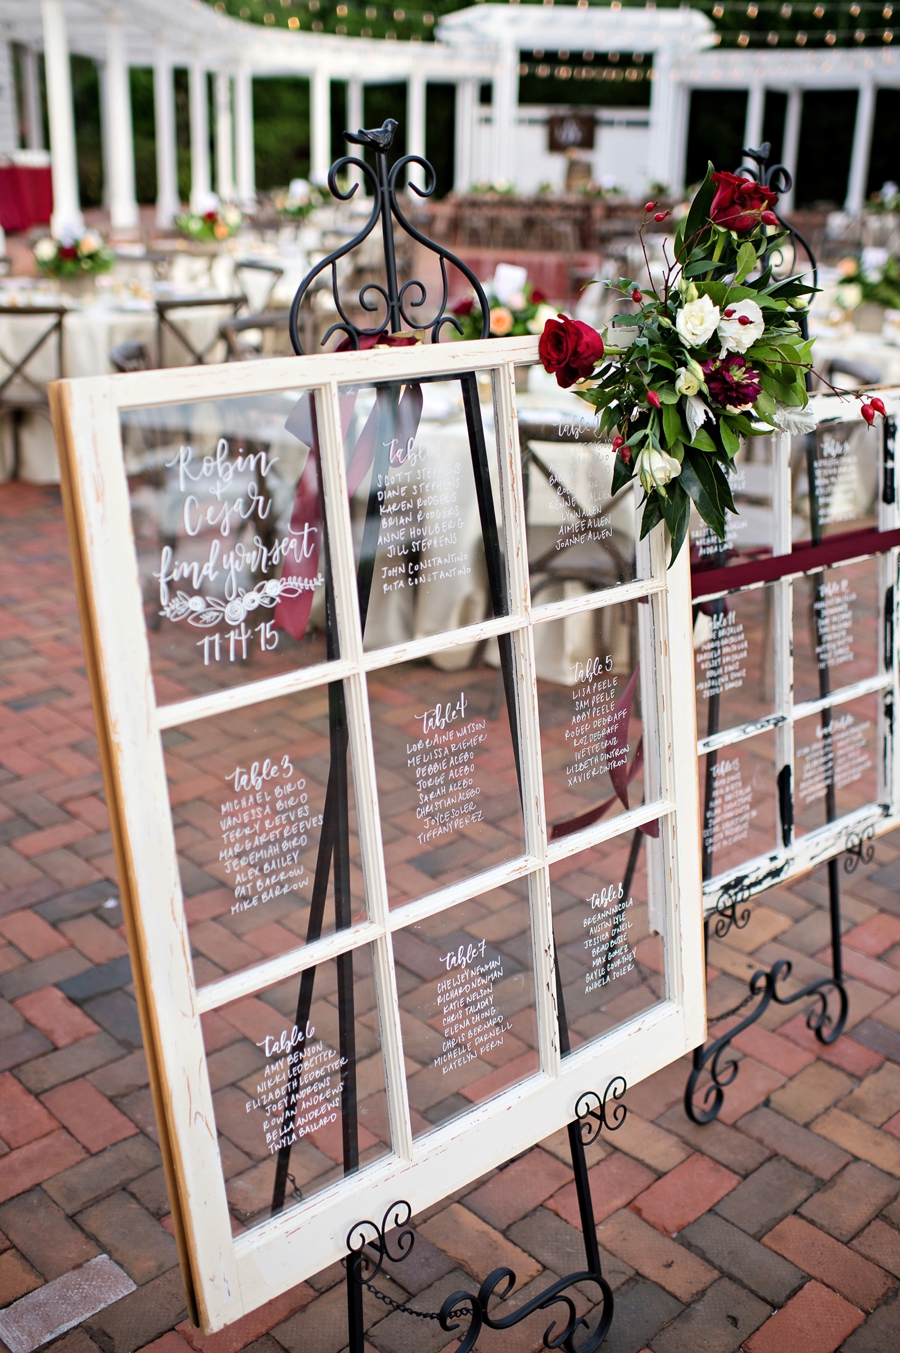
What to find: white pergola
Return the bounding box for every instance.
[0,3,898,237]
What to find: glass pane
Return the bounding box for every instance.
[393,885,539,1136]
[535,606,656,840]
[123,393,332,703]
[792,420,878,542]
[694,587,775,736]
[690,436,778,573]
[551,836,664,1052]
[793,560,881,704]
[203,945,389,1230]
[367,657,525,907]
[794,694,881,836]
[518,414,639,598]
[166,689,364,987]
[700,731,779,881]
[336,376,505,652]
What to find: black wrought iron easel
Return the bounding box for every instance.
[685,143,849,1124]
[274,119,621,1351]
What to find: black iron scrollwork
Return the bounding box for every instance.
[289,118,490,352]
[845,825,876,874]
[438,1267,613,1353]
[575,1076,628,1145]
[346,1199,415,1284]
[685,958,848,1124]
[711,883,753,940]
[739,142,818,294]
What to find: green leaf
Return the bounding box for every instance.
[681,164,716,257]
[662,402,685,446]
[639,491,664,539]
[735,241,758,284]
[660,483,691,564]
[689,427,717,455]
[719,418,740,457]
[611,453,635,497]
[679,449,726,538]
[715,462,737,514]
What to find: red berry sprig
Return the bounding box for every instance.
[860,396,886,426]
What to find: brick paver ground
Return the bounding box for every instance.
[3,482,900,1352]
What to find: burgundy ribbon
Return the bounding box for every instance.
[275,382,424,641]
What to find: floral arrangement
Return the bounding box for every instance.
[33,230,113,278]
[538,165,885,561]
[836,251,900,312]
[271,179,324,221]
[175,205,242,242]
[453,265,557,340]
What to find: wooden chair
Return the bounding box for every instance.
[234,259,284,311]
[109,340,152,373]
[220,310,291,361]
[155,292,246,367]
[0,303,66,478]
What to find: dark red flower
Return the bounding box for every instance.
[58,246,78,260]
[709,170,779,235]
[702,353,762,407]
[538,314,604,388]
[203,211,217,222]
[452,296,475,317]
[530,287,546,304]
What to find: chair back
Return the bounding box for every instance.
[0,305,66,409]
[220,309,291,361]
[109,340,152,374]
[234,259,284,311]
[155,293,246,366]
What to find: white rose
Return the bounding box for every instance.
[717,298,765,354]
[675,294,720,348]
[505,291,527,313]
[675,366,701,397]
[527,303,558,334]
[34,237,57,262]
[636,445,682,493]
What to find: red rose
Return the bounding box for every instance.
[59,246,78,260]
[204,211,217,222]
[452,297,475,317]
[709,170,779,235]
[538,314,604,389]
[530,287,546,304]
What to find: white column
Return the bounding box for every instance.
[189,59,211,210]
[743,81,765,159]
[105,10,139,233]
[407,71,426,190]
[492,44,517,185]
[781,87,802,214]
[215,72,235,202]
[97,61,111,208]
[153,48,179,227]
[846,80,876,214]
[21,46,44,150]
[669,84,690,197]
[0,42,17,155]
[41,0,83,237]
[234,66,256,207]
[310,67,330,185]
[454,78,475,191]
[647,51,674,190]
[347,76,364,192]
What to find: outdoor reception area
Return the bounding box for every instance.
[3,3,900,1353]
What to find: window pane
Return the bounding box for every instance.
[122,393,333,703]
[337,377,506,652]
[519,415,639,597]
[694,586,775,737]
[793,560,881,704]
[535,606,655,840]
[792,420,878,542]
[690,436,778,573]
[393,885,539,1136]
[367,657,525,907]
[551,835,665,1052]
[794,694,881,837]
[700,731,779,881]
[166,689,364,987]
[203,945,389,1230]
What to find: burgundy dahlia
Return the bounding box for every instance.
[703,353,762,408]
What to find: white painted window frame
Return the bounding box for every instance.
[50,334,705,1333]
[695,389,900,915]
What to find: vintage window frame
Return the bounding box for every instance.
[693,390,900,915]
[50,334,705,1332]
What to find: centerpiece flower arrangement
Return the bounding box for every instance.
[33,230,113,278]
[453,265,557,340]
[271,179,324,221]
[538,166,884,560]
[175,204,242,243]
